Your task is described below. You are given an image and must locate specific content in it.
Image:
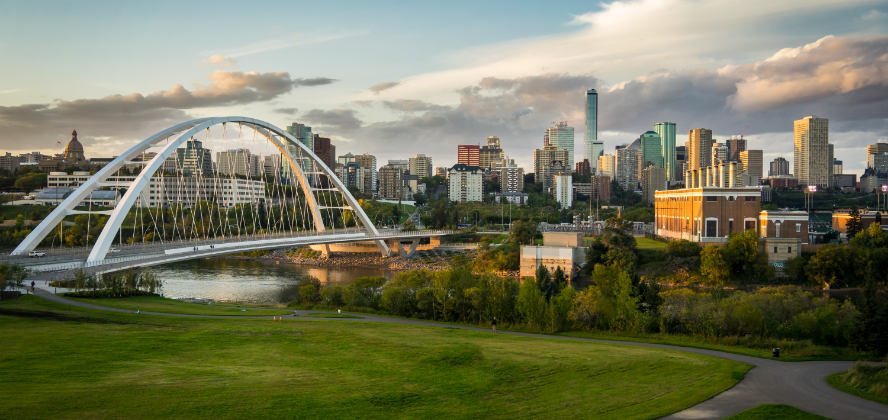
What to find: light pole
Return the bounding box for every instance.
[805,185,817,214]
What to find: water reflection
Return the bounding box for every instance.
[150,258,396,303]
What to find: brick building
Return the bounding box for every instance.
[654,187,762,240]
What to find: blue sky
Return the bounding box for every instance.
[2,0,887,175]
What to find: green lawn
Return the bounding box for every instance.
[827,364,888,406]
[724,404,829,419]
[63,295,293,316]
[302,313,363,318]
[635,237,667,249]
[0,295,750,419]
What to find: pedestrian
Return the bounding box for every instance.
[31,280,35,292]
[491,317,497,333]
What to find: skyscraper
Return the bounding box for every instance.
[654,122,676,181]
[486,136,500,148]
[534,144,569,190]
[408,154,433,179]
[616,148,640,191]
[640,131,664,169]
[688,128,713,170]
[675,146,686,182]
[457,145,480,166]
[793,116,830,188]
[548,121,575,171]
[584,89,600,167]
[711,143,728,164]
[598,154,615,180]
[739,150,763,185]
[727,136,747,161]
[770,157,790,176]
[354,154,378,192]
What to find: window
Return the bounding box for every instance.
[729,220,733,232]
[796,224,801,232]
[745,221,756,231]
[706,220,717,237]
[706,196,718,202]
[788,247,792,253]
[774,247,778,253]
[745,196,756,202]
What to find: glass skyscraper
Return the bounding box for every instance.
[640,131,664,168]
[548,122,575,171]
[654,122,677,181]
[584,89,600,167]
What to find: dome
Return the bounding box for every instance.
[65,130,84,153]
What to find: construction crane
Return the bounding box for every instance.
[741,125,749,139]
[550,117,580,126]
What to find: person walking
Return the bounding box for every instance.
[491,317,497,333]
[31,280,35,292]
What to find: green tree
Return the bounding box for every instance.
[847,206,864,237]
[805,244,850,288]
[700,245,729,285]
[604,248,638,273]
[510,219,540,245]
[851,223,888,248]
[849,271,888,353]
[0,262,28,291]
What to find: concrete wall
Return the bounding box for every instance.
[543,232,583,247]
[519,245,586,282]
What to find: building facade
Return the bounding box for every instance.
[584,89,598,167]
[770,157,790,176]
[0,153,19,173]
[576,159,591,177]
[499,164,524,193]
[216,149,261,177]
[408,154,433,179]
[312,136,335,170]
[378,165,405,200]
[727,136,747,162]
[548,121,575,170]
[640,131,664,169]
[739,150,763,185]
[457,145,480,166]
[794,116,830,188]
[654,187,761,241]
[688,128,714,171]
[641,165,666,204]
[616,148,640,191]
[448,164,483,202]
[534,145,570,191]
[479,145,503,170]
[354,154,378,192]
[598,154,615,180]
[653,122,676,181]
[555,174,572,208]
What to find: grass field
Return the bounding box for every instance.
[635,237,667,249]
[303,313,363,318]
[827,364,888,406]
[0,295,750,419]
[724,404,829,419]
[63,295,293,316]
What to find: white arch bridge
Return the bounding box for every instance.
[6,117,451,280]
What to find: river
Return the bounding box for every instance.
[150,258,396,303]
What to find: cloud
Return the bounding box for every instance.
[301,109,364,131]
[202,55,237,68]
[381,99,450,112]
[273,107,299,115]
[369,82,399,94]
[217,32,366,58]
[0,70,336,152]
[294,77,338,87]
[351,100,373,107]
[0,89,21,95]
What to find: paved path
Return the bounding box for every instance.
[20,288,888,420]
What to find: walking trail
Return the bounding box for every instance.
[17,286,888,420]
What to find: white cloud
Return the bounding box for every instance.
[201,55,237,68]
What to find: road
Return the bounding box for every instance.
[18,287,888,420]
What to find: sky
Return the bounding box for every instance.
[1,0,887,177]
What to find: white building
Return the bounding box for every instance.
[448,164,483,202]
[494,192,529,205]
[555,174,573,208]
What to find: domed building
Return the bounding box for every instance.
[64,130,86,163]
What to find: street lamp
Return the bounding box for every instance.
[805,185,817,214]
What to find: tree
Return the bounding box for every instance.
[805,244,850,288]
[510,220,540,245]
[0,262,28,291]
[849,271,888,353]
[700,245,729,285]
[847,206,864,237]
[851,223,888,248]
[604,248,638,273]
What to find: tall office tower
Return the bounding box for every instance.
[176,140,213,177]
[486,136,500,148]
[794,116,830,187]
[263,154,283,178]
[770,157,790,176]
[555,174,573,208]
[616,148,641,191]
[534,144,570,190]
[688,128,714,170]
[584,89,600,166]
[338,153,355,166]
[548,121,575,170]
[312,136,334,169]
[388,159,409,171]
[869,154,888,173]
[543,132,549,147]
[675,145,687,182]
[599,154,616,180]
[576,159,592,176]
[479,144,504,170]
[457,145,480,166]
[868,140,888,157]
[739,150,763,185]
[284,122,314,184]
[640,131,664,168]
[408,154,433,179]
[435,167,447,177]
[378,164,405,200]
[216,149,261,177]
[828,143,835,188]
[641,165,666,204]
[653,122,676,181]
[711,143,729,164]
[727,136,747,162]
[354,154,378,191]
[499,160,524,193]
[834,159,843,175]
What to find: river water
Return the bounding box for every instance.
[150,258,396,303]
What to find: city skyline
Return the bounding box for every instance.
[0,1,886,176]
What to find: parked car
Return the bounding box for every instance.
[28,251,45,258]
[107,248,120,253]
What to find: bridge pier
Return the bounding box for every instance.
[318,244,331,258]
[394,239,421,259]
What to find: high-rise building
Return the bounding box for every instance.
[868,141,888,157]
[770,157,790,176]
[584,89,599,167]
[486,136,500,148]
[0,153,19,173]
[548,121,575,170]
[576,159,592,177]
[448,164,483,202]
[18,152,51,164]
[176,140,213,177]
[739,150,763,185]
[216,149,261,177]
[640,131,664,169]
[378,164,405,200]
[828,143,835,188]
[338,153,355,166]
[868,153,888,174]
[408,154,433,179]
[479,144,504,170]
[641,165,666,204]
[834,159,843,175]
[654,122,676,181]
[499,159,524,193]
[388,159,409,172]
[727,136,747,162]
[675,146,687,182]
[354,154,378,192]
[435,167,446,177]
[711,143,729,164]
[598,154,616,180]
[534,144,570,190]
[793,116,830,188]
[457,145,480,166]
[555,174,573,208]
[688,128,714,170]
[312,136,334,169]
[616,148,640,191]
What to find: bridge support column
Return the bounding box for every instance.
[319,244,331,258]
[374,240,391,257]
[394,240,421,259]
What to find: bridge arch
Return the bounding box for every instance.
[13,117,390,262]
